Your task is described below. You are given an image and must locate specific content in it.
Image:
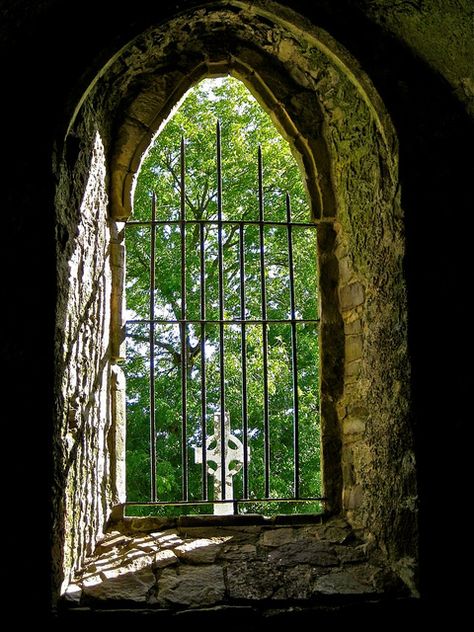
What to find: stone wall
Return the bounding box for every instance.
[96,0,417,593]
[50,0,419,601]
[62,518,408,613]
[53,108,119,594]
[2,0,472,621]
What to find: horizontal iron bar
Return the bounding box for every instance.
[127,318,320,326]
[126,219,317,228]
[124,497,326,507]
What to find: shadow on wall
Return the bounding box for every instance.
[61,519,411,611]
[53,130,117,596]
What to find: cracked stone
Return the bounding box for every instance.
[305,519,352,543]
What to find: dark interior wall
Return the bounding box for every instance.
[2,0,472,620]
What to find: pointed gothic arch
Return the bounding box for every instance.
[55,0,417,600]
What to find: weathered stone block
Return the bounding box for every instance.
[267,540,338,567]
[157,565,225,607]
[259,527,296,547]
[226,561,281,600]
[345,359,361,382]
[343,416,365,435]
[340,282,365,310]
[82,567,155,602]
[271,565,314,600]
[338,256,353,284]
[101,553,155,577]
[97,531,130,548]
[305,518,351,543]
[174,537,226,563]
[150,530,184,549]
[335,544,368,564]
[219,543,257,560]
[154,549,179,568]
[345,334,363,362]
[344,485,364,510]
[345,318,362,334]
[313,569,377,595]
[63,583,82,604]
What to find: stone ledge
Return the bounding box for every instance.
[65,518,409,611]
[108,508,326,532]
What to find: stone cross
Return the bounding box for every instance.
[194,412,247,515]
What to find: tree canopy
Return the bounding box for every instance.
[125,76,321,515]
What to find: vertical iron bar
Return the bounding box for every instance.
[239,222,249,499]
[180,136,188,501]
[199,222,208,500]
[286,193,300,498]
[258,145,271,498]
[149,192,157,502]
[216,120,227,500]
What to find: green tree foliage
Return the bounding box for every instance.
[125,77,321,515]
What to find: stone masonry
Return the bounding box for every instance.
[63,518,407,613]
[51,0,419,602]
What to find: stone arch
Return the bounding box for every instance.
[56,0,417,597]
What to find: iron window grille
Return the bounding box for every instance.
[124,122,323,515]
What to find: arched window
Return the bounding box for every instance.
[53,3,418,601]
[124,77,321,516]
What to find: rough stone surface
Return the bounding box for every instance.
[54,126,117,590]
[50,0,422,602]
[268,541,339,567]
[66,519,409,609]
[313,569,377,595]
[83,568,156,602]
[219,543,257,560]
[154,549,179,568]
[174,538,226,564]
[260,527,298,547]
[340,283,365,310]
[0,0,469,616]
[226,561,281,600]
[271,565,316,600]
[98,5,417,592]
[157,566,225,607]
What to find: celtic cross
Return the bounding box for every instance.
[194,412,247,515]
